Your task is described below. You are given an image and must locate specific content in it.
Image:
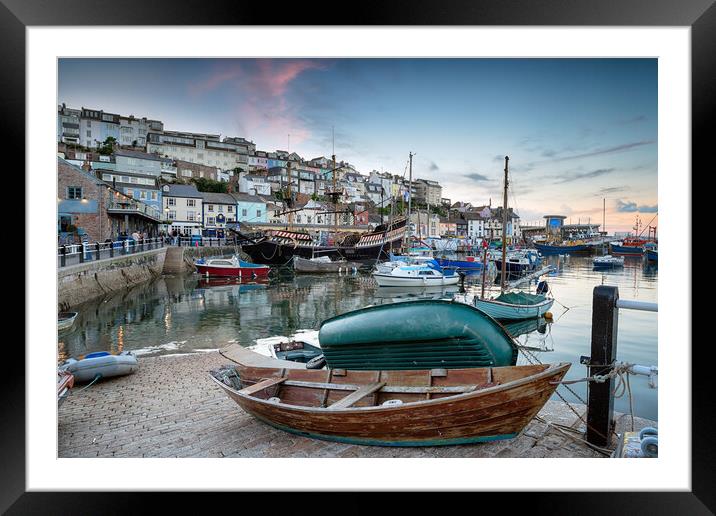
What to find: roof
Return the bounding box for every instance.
[201,192,237,204]
[231,192,266,204]
[164,184,202,198]
[114,149,164,161]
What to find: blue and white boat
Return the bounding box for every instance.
[373,260,460,287]
[643,242,658,262]
[534,242,589,255]
[435,256,483,271]
[472,282,554,321]
[593,255,625,268]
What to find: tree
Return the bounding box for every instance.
[192,177,228,193]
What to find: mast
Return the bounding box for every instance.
[332,153,338,241]
[500,156,509,292]
[603,197,606,236]
[286,160,292,230]
[407,152,414,249]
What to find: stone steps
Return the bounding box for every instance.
[162,247,187,274]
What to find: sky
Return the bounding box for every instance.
[58,58,658,233]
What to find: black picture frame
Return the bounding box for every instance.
[5,0,709,512]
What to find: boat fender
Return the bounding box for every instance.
[382,399,403,406]
[537,280,549,295]
[267,397,281,403]
[544,311,553,320]
[639,426,658,440]
[640,436,658,458]
[306,354,327,370]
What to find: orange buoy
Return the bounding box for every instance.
[544,311,553,320]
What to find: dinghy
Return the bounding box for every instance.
[58,312,78,332]
[593,255,625,268]
[293,256,362,273]
[473,290,554,321]
[318,299,518,369]
[210,352,570,447]
[372,260,459,287]
[59,351,139,383]
[195,255,270,279]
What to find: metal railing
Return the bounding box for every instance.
[106,200,162,221]
[57,237,166,268]
[171,236,237,247]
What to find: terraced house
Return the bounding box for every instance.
[201,192,237,237]
[162,184,203,236]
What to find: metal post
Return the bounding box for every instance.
[110,241,114,258]
[61,245,67,267]
[587,285,619,447]
[79,243,85,263]
[95,242,101,261]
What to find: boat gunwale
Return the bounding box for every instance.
[209,361,570,414]
[474,296,554,310]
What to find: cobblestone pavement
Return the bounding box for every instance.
[58,351,656,458]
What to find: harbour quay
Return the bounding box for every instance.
[58,350,656,458]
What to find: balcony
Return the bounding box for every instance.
[106,200,162,222]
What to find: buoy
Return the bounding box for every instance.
[544,311,553,320]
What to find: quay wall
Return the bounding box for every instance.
[58,248,167,309]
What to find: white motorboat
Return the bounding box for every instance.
[372,263,460,287]
[593,255,625,268]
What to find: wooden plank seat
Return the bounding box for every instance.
[280,379,498,394]
[238,376,287,396]
[327,382,386,410]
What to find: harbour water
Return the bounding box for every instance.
[58,254,657,420]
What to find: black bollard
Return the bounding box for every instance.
[60,245,67,267]
[586,285,619,447]
[95,242,101,261]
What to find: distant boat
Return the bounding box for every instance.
[435,256,483,271]
[473,290,554,321]
[593,255,625,268]
[210,351,570,447]
[293,255,362,273]
[195,255,270,278]
[643,242,658,262]
[372,262,460,287]
[318,299,518,369]
[534,242,589,255]
[58,312,78,332]
[494,251,539,278]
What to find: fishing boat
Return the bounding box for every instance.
[59,351,139,383]
[534,241,589,255]
[593,255,625,268]
[473,287,554,321]
[372,261,460,287]
[609,237,648,256]
[494,250,539,278]
[318,299,518,369]
[57,369,74,405]
[58,312,78,332]
[209,351,570,447]
[293,255,362,273]
[195,255,270,278]
[643,242,658,262]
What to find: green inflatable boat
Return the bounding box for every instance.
[318,300,518,370]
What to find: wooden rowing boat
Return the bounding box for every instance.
[210,350,570,446]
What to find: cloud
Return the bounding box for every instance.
[616,199,658,213]
[548,141,655,163]
[429,161,440,171]
[551,168,616,184]
[618,115,647,125]
[595,186,629,195]
[464,173,491,182]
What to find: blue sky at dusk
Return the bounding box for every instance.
[59,58,657,232]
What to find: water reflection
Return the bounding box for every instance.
[58,255,657,419]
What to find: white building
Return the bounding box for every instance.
[147,131,254,173]
[162,184,203,236]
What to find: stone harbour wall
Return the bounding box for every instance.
[58,248,167,309]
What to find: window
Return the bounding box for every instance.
[151,192,158,200]
[227,206,233,213]
[168,210,176,220]
[67,186,83,199]
[218,205,223,212]
[86,130,91,137]
[307,216,312,223]
[187,199,196,207]
[122,176,130,183]
[167,198,176,206]
[256,209,262,218]
[59,215,72,232]
[187,211,196,221]
[242,208,247,217]
[208,204,214,212]
[182,169,192,177]
[207,217,215,226]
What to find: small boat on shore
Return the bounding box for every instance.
[593,255,625,268]
[195,255,270,279]
[318,299,518,369]
[58,312,78,332]
[57,369,74,405]
[210,353,570,447]
[59,351,139,383]
[293,256,362,273]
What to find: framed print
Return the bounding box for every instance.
[4,0,711,512]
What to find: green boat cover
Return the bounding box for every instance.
[494,291,547,306]
[318,300,518,370]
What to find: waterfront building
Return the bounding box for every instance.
[248,151,269,171]
[57,157,161,243]
[410,210,440,239]
[162,184,204,236]
[365,182,385,206]
[439,217,457,237]
[79,107,121,149]
[200,192,237,236]
[118,116,163,147]
[465,212,486,240]
[147,131,253,173]
[239,173,272,196]
[544,215,567,237]
[58,104,163,148]
[57,104,81,145]
[231,193,268,224]
[483,207,521,242]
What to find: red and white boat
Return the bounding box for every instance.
[195,255,270,279]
